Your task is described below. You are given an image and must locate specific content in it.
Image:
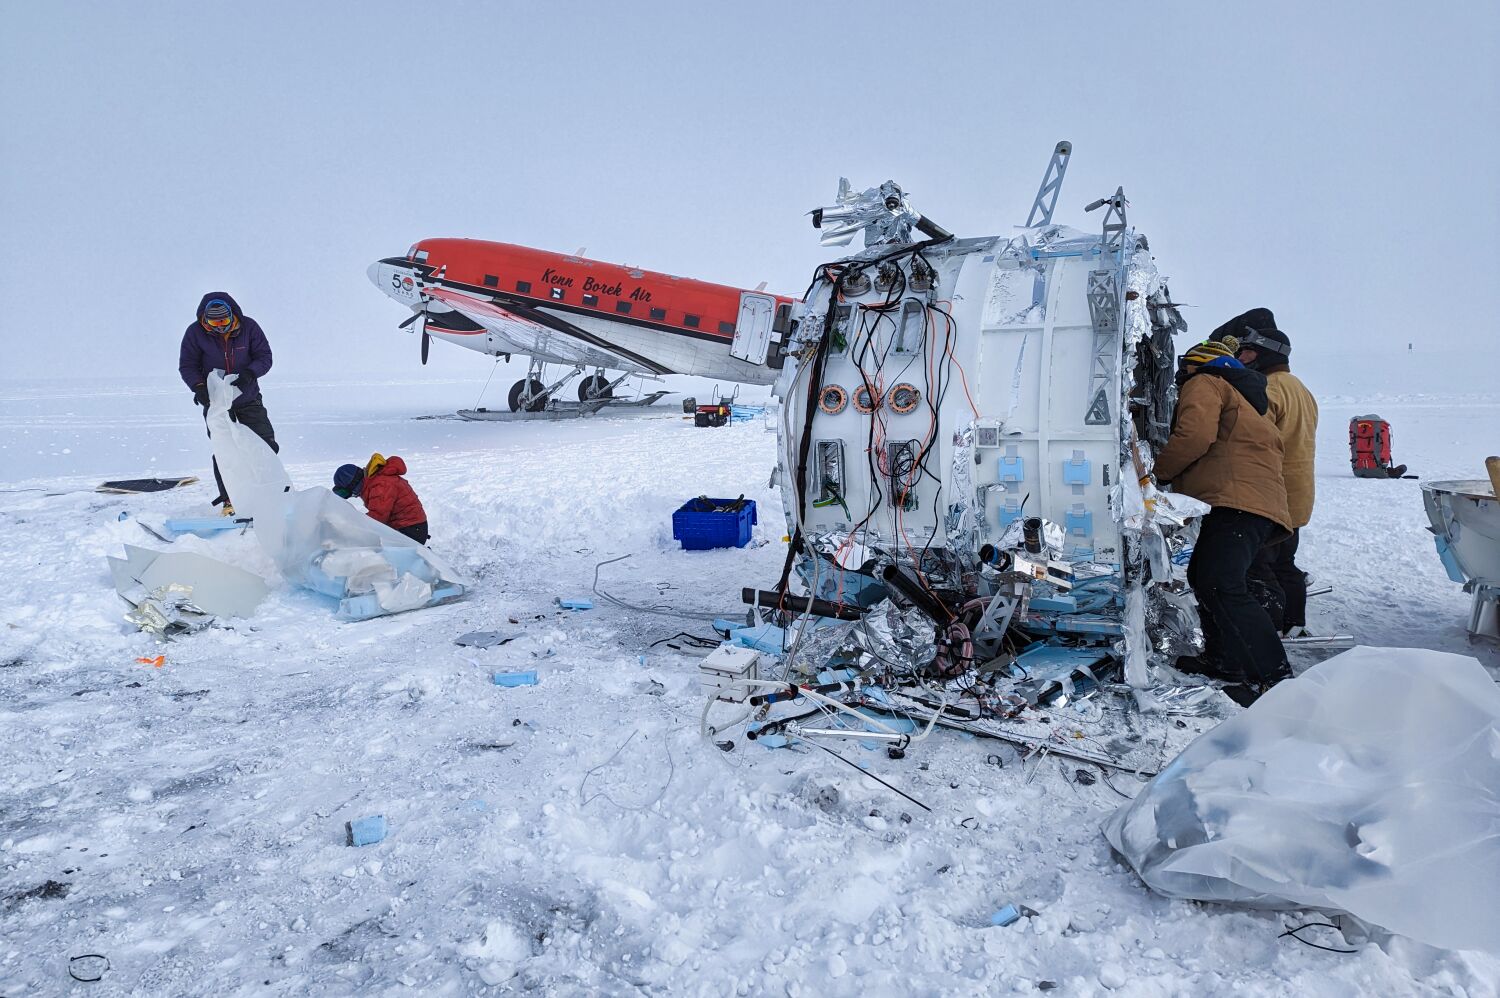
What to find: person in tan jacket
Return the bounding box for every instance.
[1226,312,1319,636]
[1154,338,1293,704]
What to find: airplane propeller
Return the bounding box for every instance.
[397,310,430,365]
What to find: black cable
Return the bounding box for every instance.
[648,632,719,650]
[802,736,932,812]
[1278,922,1357,954]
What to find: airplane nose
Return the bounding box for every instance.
[367,261,384,288]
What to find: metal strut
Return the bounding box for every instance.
[1025,141,1073,228]
[1081,186,1130,427]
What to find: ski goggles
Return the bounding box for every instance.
[1238,328,1289,357]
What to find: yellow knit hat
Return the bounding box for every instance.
[1182,336,1240,366]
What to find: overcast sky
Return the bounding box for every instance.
[2,1,1495,393]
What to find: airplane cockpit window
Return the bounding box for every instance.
[414,249,429,264]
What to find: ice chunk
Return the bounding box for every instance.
[1103,646,1500,953]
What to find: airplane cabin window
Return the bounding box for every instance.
[583,293,599,306]
[683,314,700,328]
[649,307,667,320]
[516,280,532,293]
[616,301,632,314]
[483,275,499,287]
[719,320,736,335]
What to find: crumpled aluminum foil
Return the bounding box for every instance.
[811,179,921,248]
[784,597,939,681]
[860,599,938,676]
[125,583,214,637]
[945,424,979,571]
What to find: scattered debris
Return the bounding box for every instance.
[98,477,197,494]
[455,630,520,648]
[345,815,388,847]
[492,670,539,688]
[6,879,70,904]
[136,655,165,667]
[67,953,110,983]
[109,544,268,620]
[123,585,215,637]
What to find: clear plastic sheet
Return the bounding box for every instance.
[1103,646,1500,953]
[205,372,467,619]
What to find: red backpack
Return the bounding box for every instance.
[1349,415,1393,478]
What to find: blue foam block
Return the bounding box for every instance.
[557,598,593,611]
[732,623,786,654]
[164,516,253,538]
[492,670,539,687]
[1029,595,1078,614]
[990,904,1022,927]
[346,815,387,847]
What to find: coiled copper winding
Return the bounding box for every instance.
[888,383,921,414]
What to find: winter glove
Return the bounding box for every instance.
[234,373,258,397]
[192,383,209,408]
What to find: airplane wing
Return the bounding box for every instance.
[423,286,672,375]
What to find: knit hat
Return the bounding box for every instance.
[1212,307,1289,360]
[332,464,364,499]
[202,299,234,327]
[1182,338,1239,366]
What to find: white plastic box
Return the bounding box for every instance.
[699,645,760,702]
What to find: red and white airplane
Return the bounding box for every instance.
[368,239,798,411]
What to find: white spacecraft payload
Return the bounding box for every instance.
[738,143,1207,719]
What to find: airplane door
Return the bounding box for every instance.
[730,293,777,364]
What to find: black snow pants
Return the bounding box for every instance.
[203,400,279,507]
[396,521,431,545]
[1251,528,1307,631]
[1187,507,1291,686]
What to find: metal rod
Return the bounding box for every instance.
[801,738,932,812]
[792,726,907,743]
[1282,635,1355,649]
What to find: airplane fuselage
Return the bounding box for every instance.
[369,239,798,387]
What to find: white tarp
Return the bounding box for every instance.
[1103,645,1500,953]
[205,372,467,619]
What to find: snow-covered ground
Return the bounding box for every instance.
[1,375,1497,995]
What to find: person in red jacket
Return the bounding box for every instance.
[332,454,430,544]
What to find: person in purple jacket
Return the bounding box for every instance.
[177,292,278,514]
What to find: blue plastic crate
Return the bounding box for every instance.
[672,497,758,550]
